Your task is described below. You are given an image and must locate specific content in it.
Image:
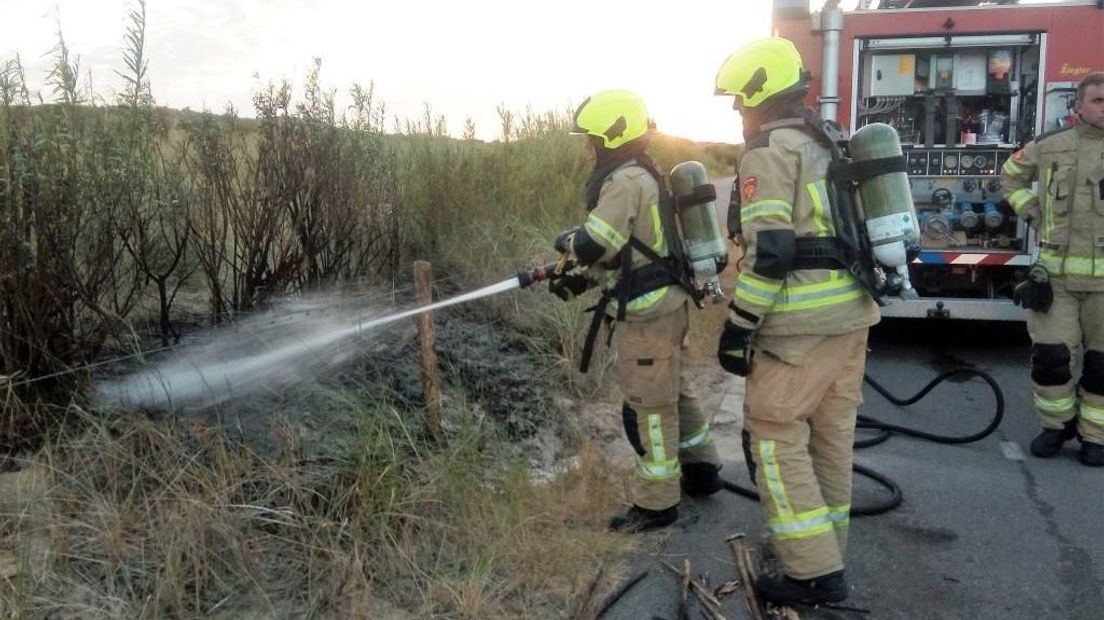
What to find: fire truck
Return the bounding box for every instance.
[773,0,1104,320]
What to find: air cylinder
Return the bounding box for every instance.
[669,161,728,302]
[849,123,922,268]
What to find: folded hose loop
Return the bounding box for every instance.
[860,367,1005,444]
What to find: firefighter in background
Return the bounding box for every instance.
[1003,71,1104,467]
[551,90,724,532]
[714,38,880,606]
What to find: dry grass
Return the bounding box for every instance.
[0,393,637,619]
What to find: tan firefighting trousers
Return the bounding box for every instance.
[1027,282,1104,444]
[613,303,721,511]
[743,328,869,580]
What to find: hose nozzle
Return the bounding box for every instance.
[517,255,573,289]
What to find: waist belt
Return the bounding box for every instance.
[792,237,848,271]
[579,262,678,373]
[620,262,678,300]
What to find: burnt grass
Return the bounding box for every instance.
[360,307,554,439]
[154,302,560,461]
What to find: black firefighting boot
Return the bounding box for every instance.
[755,570,848,606]
[1080,441,1104,467]
[1029,419,1078,458]
[680,462,723,497]
[608,505,678,533]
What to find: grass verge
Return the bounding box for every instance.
[0,383,637,619]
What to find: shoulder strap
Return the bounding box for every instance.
[795,115,885,303]
[626,157,701,304]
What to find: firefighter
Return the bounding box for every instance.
[714,38,880,606]
[1002,71,1104,467]
[551,89,723,532]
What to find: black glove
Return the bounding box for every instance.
[554,227,579,255]
[548,272,590,301]
[1013,264,1053,312]
[717,321,753,377]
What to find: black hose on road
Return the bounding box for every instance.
[720,366,1005,517]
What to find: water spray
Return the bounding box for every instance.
[97,256,572,411]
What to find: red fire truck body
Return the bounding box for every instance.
[773,0,1104,319]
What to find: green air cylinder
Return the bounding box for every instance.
[849,123,921,295]
[669,161,728,302]
[849,123,921,266]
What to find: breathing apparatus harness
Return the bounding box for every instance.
[578,155,701,373]
[729,110,913,304]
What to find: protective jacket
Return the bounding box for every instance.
[729,119,880,340]
[1001,122,1104,291]
[580,160,689,321]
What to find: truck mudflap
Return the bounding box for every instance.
[881,297,1026,321]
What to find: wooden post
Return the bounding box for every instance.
[414,261,444,445]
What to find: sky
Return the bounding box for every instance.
[0,0,789,143]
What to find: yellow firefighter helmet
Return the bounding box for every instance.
[715,37,806,109]
[571,90,652,150]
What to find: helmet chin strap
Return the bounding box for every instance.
[740,90,809,142]
[593,134,650,169]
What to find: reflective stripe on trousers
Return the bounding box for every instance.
[759,442,849,541]
[1081,402,1104,426]
[1034,392,1077,415]
[636,413,679,481]
[678,423,714,450]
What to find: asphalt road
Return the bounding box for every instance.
[601,319,1104,620]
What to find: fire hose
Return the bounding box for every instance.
[721,367,1005,517]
